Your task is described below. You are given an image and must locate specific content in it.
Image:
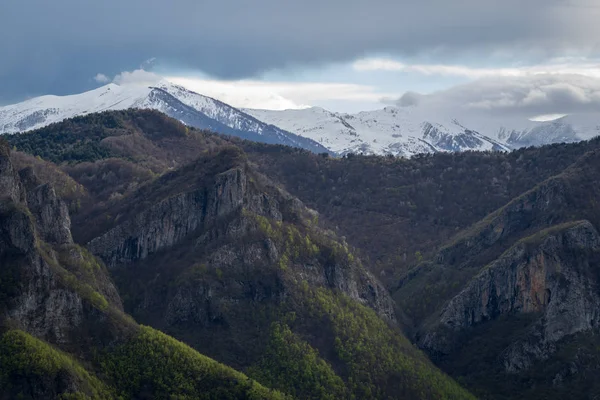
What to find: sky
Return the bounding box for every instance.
[3,0,600,114]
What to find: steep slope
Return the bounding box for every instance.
[0,138,289,399]
[16,109,600,399]
[77,145,472,400]
[246,106,508,157]
[0,82,329,154]
[502,114,597,147]
[243,138,600,286]
[392,149,600,399]
[2,113,474,399]
[246,107,600,157]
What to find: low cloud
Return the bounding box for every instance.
[112,69,162,86]
[397,74,600,117]
[167,76,399,111]
[396,91,422,107]
[354,57,600,80]
[93,73,110,84]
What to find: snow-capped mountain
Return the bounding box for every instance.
[244,107,600,157]
[244,106,508,157]
[3,81,598,158]
[0,82,330,154]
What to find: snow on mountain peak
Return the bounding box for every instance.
[1,81,597,158]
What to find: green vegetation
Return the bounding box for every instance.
[517,220,585,248]
[7,114,118,164]
[37,241,110,312]
[11,150,88,211]
[301,287,475,400]
[36,240,137,331]
[248,322,347,399]
[250,210,355,273]
[101,326,287,400]
[245,137,600,284]
[0,330,113,399]
[9,109,600,399]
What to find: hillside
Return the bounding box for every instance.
[0,81,329,154]
[0,138,285,399]
[0,112,473,399]
[7,108,600,399]
[239,135,600,399]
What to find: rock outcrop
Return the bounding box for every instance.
[422,221,600,372]
[437,175,568,267]
[88,166,253,268]
[0,140,25,205]
[0,140,122,349]
[26,183,73,245]
[80,147,397,379]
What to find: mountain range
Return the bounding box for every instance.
[1,82,599,157]
[0,82,329,154]
[2,108,600,398]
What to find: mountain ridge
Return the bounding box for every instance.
[0,112,475,399]
[0,82,330,154]
[245,106,600,157]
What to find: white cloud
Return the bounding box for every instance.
[93,73,110,83]
[166,76,399,110]
[400,74,600,118]
[353,57,600,80]
[113,69,162,86]
[529,114,567,122]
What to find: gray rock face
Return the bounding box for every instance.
[27,183,73,245]
[158,233,396,326]
[0,140,25,205]
[8,253,85,344]
[88,167,247,268]
[86,157,395,322]
[0,202,84,346]
[0,144,121,348]
[422,221,600,372]
[0,207,36,255]
[437,176,567,266]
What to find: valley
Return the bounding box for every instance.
[1,108,600,398]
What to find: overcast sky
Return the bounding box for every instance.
[3,0,600,113]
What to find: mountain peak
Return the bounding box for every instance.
[0,83,329,154]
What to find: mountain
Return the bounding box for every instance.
[238,134,600,399]
[4,82,597,159]
[0,110,474,400]
[7,108,600,399]
[0,138,287,399]
[244,106,507,157]
[0,82,330,154]
[500,114,600,147]
[245,107,600,157]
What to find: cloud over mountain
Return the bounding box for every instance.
[3,0,600,103]
[397,74,600,118]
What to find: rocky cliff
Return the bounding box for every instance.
[74,143,474,399]
[0,141,25,205]
[423,220,600,372]
[2,110,490,399]
[0,139,289,399]
[388,149,600,399]
[84,147,393,319]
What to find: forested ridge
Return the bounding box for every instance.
[4,108,600,399]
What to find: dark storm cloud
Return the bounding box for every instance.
[1,0,600,103]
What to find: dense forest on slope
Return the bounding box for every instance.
[0,138,286,399]
[1,112,473,399]
[5,108,600,399]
